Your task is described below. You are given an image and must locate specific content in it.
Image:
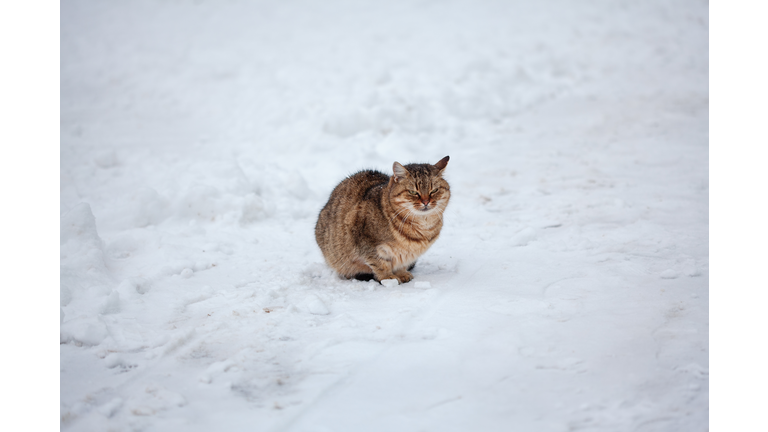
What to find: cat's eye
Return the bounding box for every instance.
[430,188,439,195]
[408,190,418,195]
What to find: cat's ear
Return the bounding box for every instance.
[393,162,408,183]
[434,155,450,173]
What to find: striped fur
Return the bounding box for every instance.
[315,156,450,284]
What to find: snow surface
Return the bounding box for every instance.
[61,0,708,430]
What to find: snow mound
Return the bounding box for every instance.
[60,203,114,314]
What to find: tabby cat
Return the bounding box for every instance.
[315,156,450,284]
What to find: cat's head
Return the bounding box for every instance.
[390,156,451,215]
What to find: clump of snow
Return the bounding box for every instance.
[99,290,120,315]
[660,269,680,279]
[240,193,271,223]
[116,278,152,296]
[128,187,169,228]
[60,203,106,265]
[103,353,126,369]
[301,294,330,315]
[380,279,399,288]
[60,317,109,346]
[510,227,537,247]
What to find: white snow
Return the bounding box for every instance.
[380,279,400,288]
[60,0,708,431]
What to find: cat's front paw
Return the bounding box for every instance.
[394,271,413,284]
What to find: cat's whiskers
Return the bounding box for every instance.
[390,206,409,223]
[434,205,445,224]
[398,209,413,234]
[398,209,414,236]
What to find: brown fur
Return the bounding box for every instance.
[315,156,451,284]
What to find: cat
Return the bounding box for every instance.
[315,156,450,284]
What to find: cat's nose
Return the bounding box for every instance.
[421,197,430,206]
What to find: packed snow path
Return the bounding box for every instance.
[61,0,708,430]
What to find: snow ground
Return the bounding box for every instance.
[60,0,708,430]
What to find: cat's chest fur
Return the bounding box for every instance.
[379,221,441,269]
